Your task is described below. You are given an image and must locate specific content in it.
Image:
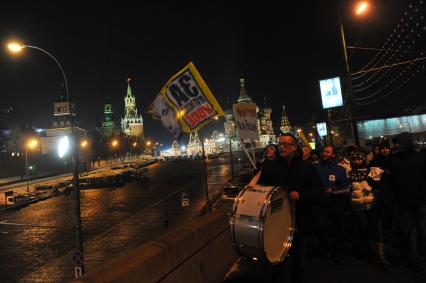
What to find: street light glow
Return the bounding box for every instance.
[146,141,151,146]
[80,140,88,148]
[355,2,369,15]
[7,42,25,53]
[111,140,118,147]
[58,136,70,158]
[27,139,38,149]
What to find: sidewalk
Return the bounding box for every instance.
[224,255,425,283]
[0,157,150,195]
[0,172,57,188]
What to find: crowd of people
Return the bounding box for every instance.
[251,132,426,283]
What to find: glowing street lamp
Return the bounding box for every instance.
[80,140,88,148]
[25,138,38,192]
[58,136,70,158]
[109,139,118,162]
[355,2,369,15]
[7,42,24,53]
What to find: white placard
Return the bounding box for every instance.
[233,103,259,141]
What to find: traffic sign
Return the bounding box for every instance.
[72,250,84,267]
[180,191,189,207]
[75,266,83,278]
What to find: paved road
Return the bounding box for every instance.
[0,158,244,283]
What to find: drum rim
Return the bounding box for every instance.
[229,186,297,264]
[229,186,251,256]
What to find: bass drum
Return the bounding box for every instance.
[229,185,295,264]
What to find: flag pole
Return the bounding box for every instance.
[239,137,257,170]
[229,137,234,178]
[201,135,211,212]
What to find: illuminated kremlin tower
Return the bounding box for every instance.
[100,102,115,137]
[280,105,292,134]
[121,78,144,138]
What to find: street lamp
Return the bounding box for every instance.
[110,139,118,162]
[7,41,84,277]
[25,138,38,192]
[340,2,370,147]
[145,141,152,155]
[355,2,369,16]
[131,142,138,159]
[80,140,88,148]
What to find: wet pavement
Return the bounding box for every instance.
[0,158,244,283]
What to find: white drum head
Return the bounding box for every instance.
[262,188,294,263]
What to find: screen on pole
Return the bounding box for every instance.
[319,77,343,109]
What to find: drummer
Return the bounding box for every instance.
[254,133,323,283]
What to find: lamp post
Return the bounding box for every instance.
[146,140,151,155]
[25,139,38,192]
[110,139,118,163]
[340,24,360,147]
[7,42,84,278]
[132,142,138,159]
[339,2,370,147]
[80,139,89,174]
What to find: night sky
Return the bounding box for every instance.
[0,0,425,146]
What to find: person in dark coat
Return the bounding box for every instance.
[370,140,394,254]
[313,145,351,264]
[256,144,281,186]
[277,133,323,283]
[389,132,426,276]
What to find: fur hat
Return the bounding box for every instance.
[350,151,366,162]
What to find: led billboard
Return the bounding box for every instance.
[319,77,343,109]
[316,122,328,137]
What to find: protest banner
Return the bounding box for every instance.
[232,103,259,141]
[149,62,224,139]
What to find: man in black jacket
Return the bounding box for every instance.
[389,132,426,276]
[277,133,323,283]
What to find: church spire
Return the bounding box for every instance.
[280,105,292,134]
[127,77,133,97]
[237,76,252,104]
[121,77,144,138]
